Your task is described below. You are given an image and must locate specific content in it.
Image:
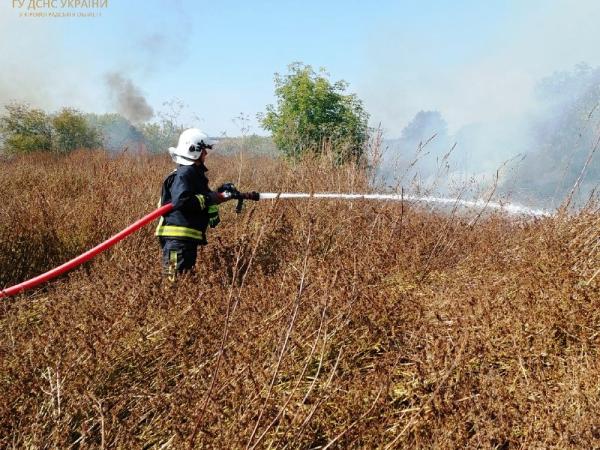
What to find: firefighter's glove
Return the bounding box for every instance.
[208,204,220,228]
[217,182,241,199]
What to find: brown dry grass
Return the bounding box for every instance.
[0,150,599,449]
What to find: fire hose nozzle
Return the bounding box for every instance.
[235,191,260,213]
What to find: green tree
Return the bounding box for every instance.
[52,108,101,153]
[139,99,191,153]
[260,63,370,163]
[139,119,182,154]
[0,103,52,155]
[0,104,101,155]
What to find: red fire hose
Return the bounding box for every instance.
[0,203,174,299]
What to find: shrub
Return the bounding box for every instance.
[0,151,598,448]
[86,112,146,152]
[52,108,101,153]
[260,62,370,164]
[0,103,52,155]
[0,104,101,155]
[139,119,182,154]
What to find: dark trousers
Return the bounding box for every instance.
[159,238,199,281]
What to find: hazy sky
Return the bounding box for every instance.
[2,0,600,137]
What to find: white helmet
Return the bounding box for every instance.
[168,128,217,165]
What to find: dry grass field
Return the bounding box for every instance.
[1,150,599,449]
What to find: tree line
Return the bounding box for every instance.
[0,63,372,165]
[0,104,185,156]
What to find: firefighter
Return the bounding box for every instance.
[156,128,254,280]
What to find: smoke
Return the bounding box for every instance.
[0,4,92,111]
[0,2,188,122]
[98,3,193,123]
[360,1,600,208]
[377,64,600,208]
[499,64,600,207]
[85,113,145,152]
[104,73,154,123]
[381,112,453,189]
[136,31,190,74]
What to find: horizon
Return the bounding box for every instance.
[2,1,600,138]
[2,0,599,208]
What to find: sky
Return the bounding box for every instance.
[2,0,600,138]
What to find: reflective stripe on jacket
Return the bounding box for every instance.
[155,163,215,244]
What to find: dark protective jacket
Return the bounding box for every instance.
[155,163,219,244]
